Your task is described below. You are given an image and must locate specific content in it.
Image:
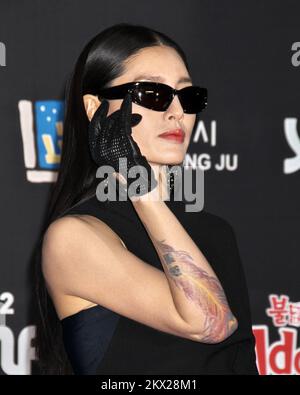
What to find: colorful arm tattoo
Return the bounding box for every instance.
[156,239,238,343]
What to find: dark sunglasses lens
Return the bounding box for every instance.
[179,86,208,114]
[132,83,172,111]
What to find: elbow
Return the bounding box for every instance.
[190,315,239,344]
[215,315,239,343]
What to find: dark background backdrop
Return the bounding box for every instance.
[0,0,299,375]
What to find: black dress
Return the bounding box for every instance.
[58,191,259,375]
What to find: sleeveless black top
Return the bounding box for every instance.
[58,192,259,375]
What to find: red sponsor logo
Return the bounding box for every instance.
[253,294,300,375]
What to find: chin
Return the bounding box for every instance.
[146,147,187,165]
[156,156,185,165]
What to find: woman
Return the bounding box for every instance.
[34,23,259,375]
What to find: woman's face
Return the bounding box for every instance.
[89,45,196,165]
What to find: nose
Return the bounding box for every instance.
[164,94,184,121]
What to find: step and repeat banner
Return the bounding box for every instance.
[0,0,299,375]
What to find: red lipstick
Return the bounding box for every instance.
[158,128,185,143]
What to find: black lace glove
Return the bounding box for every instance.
[88,93,158,199]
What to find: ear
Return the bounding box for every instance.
[83,94,101,121]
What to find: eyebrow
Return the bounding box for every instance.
[132,74,192,84]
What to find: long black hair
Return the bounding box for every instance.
[34,22,191,374]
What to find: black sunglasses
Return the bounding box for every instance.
[96,81,208,114]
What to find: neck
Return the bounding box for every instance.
[159,165,170,201]
[148,163,173,201]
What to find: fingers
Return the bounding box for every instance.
[111,109,142,128]
[88,99,109,141]
[108,94,142,131]
[120,93,133,133]
[90,98,109,124]
[131,113,142,127]
[121,93,143,133]
[88,99,111,165]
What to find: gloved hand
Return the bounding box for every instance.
[88,92,158,199]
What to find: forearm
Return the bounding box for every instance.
[132,199,238,343]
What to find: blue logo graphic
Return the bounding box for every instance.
[34,101,64,169]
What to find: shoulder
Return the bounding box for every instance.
[41,214,122,274]
[43,215,88,249]
[43,212,122,247]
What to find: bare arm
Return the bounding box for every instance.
[42,215,220,343]
[42,196,237,344]
[132,198,238,343]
